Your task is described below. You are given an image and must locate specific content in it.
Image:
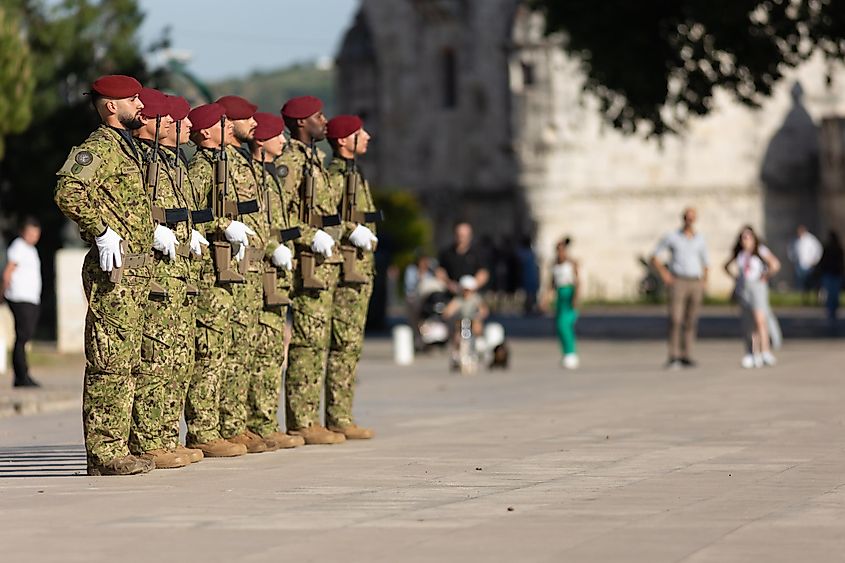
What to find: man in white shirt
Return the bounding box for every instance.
[787,225,822,294]
[650,208,709,369]
[2,217,42,387]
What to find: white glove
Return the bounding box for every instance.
[95,227,123,272]
[349,224,378,251]
[271,244,293,270]
[152,224,178,260]
[190,229,209,257]
[224,220,255,247]
[311,229,336,258]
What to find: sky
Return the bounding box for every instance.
[137,0,360,81]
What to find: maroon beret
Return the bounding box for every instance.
[188,103,226,132]
[253,112,285,141]
[167,95,191,121]
[138,88,169,118]
[280,96,323,120]
[91,75,142,99]
[215,95,257,120]
[327,115,364,140]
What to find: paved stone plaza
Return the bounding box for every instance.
[1,338,844,562]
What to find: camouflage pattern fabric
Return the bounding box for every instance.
[277,140,346,429]
[286,263,341,429]
[248,309,287,436]
[55,125,152,465]
[130,141,197,453]
[184,148,235,444]
[325,156,378,426]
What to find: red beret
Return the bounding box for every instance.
[167,95,191,121]
[188,103,226,132]
[91,75,142,99]
[253,112,285,141]
[327,115,364,139]
[280,96,323,120]
[138,88,169,118]
[215,95,257,120]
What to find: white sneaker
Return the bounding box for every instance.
[761,351,777,366]
[741,354,755,369]
[563,354,580,369]
[753,354,764,368]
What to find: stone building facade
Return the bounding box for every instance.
[336,0,845,298]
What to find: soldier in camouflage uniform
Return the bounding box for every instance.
[214,95,283,453]
[325,115,379,440]
[246,112,304,449]
[276,96,346,445]
[154,94,215,462]
[126,87,194,470]
[54,75,155,476]
[183,103,249,458]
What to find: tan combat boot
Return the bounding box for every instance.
[253,430,281,452]
[289,425,346,445]
[187,438,247,458]
[87,454,154,476]
[264,431,305,449]
[173,445,204,463]
[228,431,268,453]
[328,423,375,440]
[141,448,190,469]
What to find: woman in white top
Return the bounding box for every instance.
[724,226,781,368]
[543,238,580,369]
[2,217,43,387]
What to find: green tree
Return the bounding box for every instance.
[530,0,845,135]
[0,0,150,337]
[0,3,34,158]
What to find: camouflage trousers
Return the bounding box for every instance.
[219,270,263,438]
[129,275,195,453]
[325,280,373,427]
[185,280,235,445]
[248,309,287,437]
[286,262,341,430]
[81,252,150,466]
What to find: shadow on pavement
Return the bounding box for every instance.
[0,445,86,478]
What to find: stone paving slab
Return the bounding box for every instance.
[0,339,844,562]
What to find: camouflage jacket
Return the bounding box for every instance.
[327,155,378,277]
[228,144,273,261]
[55,125,152,254]
[136,139,192,279]
[274,138,341,264]
[256,159,295,289]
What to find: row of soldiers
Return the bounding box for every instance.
[54,75,379,475]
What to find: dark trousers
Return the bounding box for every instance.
[6,300,39,383]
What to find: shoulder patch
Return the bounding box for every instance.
[57,147,103,182]
[277,164,289,178]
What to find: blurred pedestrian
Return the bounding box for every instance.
[2,217,42,388]
[436,221,489,294]
[724,226,781,368]
[543,237,580,369]
[787,225,822,299]
[816,231,843,322]
[650,207,709,369]
[517,236,540,315]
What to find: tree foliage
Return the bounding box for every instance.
[530,0,845,135]
[0,3,34,158]
[0,0,151,336]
